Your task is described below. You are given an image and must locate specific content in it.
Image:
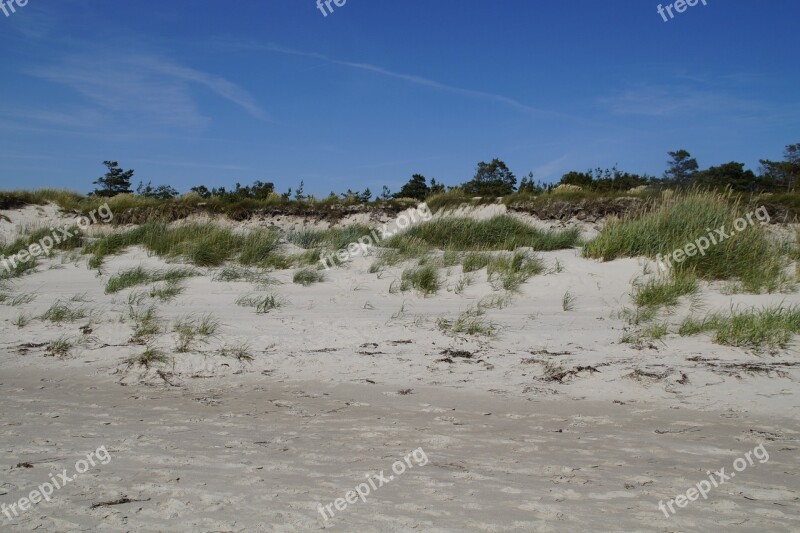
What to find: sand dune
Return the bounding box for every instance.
[1,203,799,530]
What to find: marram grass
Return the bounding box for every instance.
[584,190,786,293]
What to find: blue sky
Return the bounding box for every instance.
[0,0,797,196]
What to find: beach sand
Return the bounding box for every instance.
[1,204,799,530]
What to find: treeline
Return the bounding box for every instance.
[89,143,799,201]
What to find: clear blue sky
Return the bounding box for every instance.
[0,0,797,196]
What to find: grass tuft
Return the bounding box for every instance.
[41,301,90,323]
[105,266,196,294]
[679,304,800,352]
[126,346,169,368]
[400,265,441,296]
[293,268,325,286]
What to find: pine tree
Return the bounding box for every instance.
[93,161,134,197]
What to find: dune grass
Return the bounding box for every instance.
[437,307,496,336]
[485,251,545,292]
[1,225,85,279]
[128,304,163,339]
[173,313,220,353]
[461,252,493,273]
[105,266,196,294]
[679,304,800,351]
[236,293,284,313]
[400,265,441,296]
[632,274,700,309]
[584,190,786,293]
[212,266,278,285]
[46,335,74,357]
[148,280,185,302]
[41,300,90,323]
[286,225,374,251]
[383,215,581,252]
[293,268,325,286]
[86,221,285,268]
[126,346,169,368]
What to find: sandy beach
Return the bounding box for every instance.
[1,203,799,531]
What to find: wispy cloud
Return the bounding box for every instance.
[26,53,266,130]
[600,83,767,117]
[533,154,571,178]
[236,42,572,120]
[134,57,267,119]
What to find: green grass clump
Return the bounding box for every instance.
[462,252,493,273]
[293,268,325,286]
[41,301,90,323]
[126,346,169,368]
[286,225,374,251]
[212,266,277,285]
[486,251,545,291]
[218,343,254,362]
[373,237,432,268]
[13,313,31,328]
[129,304,162,338]
[105,266,196,294]
[384,215,581,252]
[86,221,286,268]
[679,304,800,352]
[1,226,84,259]
[632,274,699,309]
[46,335,74,357]
[236,293,284,313]
[173,313,220,352]
[149,280,185,302]
[562,291,576,311]
[400,265,441,296]
[0,292,36,306]
[584,190,785,293]
[437,308,495,336]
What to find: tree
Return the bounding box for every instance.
[518,172,535,193]
[359,188,372,203]
[93,161,134,197]
[759,143,800,191]
[380,185,392,201]
[395,174,429,200]
[664,150,699,188]
[136,181,178,200]
[559,170,593,188]
[429,178,446,195]
[190,185,211,199]
[294,180,305,201]
[694,162,756,191]
[462,159,516,197]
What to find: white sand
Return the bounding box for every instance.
[1,204,798,531]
